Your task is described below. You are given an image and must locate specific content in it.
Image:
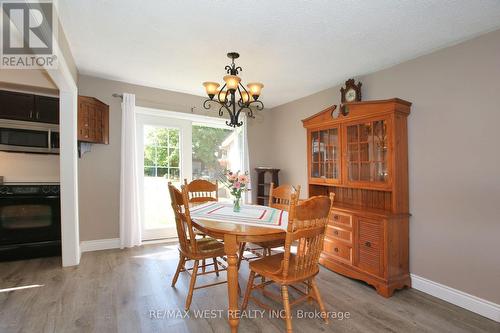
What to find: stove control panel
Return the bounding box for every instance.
[0,184,60,197]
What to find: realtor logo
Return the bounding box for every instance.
[1,0,58,68]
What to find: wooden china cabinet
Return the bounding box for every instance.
[302,98,411,297]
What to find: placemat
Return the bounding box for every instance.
[190,202,288,230]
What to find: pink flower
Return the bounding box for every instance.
[238,174,248,184]
[234,182,241,189]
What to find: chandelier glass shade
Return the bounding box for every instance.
[202,52,264,127]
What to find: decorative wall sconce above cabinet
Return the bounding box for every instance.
[78,96,109,144]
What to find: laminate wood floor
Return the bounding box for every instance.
[0,244,498,333]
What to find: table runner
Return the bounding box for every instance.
[190,202,288,230]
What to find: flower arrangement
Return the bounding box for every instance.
[222,170,250,212]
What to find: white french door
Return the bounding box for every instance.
[136,114,192,240]
[135,107,249,241]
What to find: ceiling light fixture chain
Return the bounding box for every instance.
[202,52,264,127]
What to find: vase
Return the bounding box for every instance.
[233,196,241,213]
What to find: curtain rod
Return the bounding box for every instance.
[112,93,201,113]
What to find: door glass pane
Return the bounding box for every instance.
[311,131,319,169]
[332,128,340,179]
[373,120,388,181]
[312,128,339,180]
[360,123,371,142]
[143,126,180,230]
[192,124,234,200]
[360,143,370,161]
[348,143,358,161]
[319,130,328,178]
[347,125,358,143]
[346,120,389,183]
[348,163,359,181]
[312,163,319,178]
[332,162,339,179]
[360,162,371,181]
[374,162,388,182]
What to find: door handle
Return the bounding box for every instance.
[36,112,40,119]
[29,111,33,118]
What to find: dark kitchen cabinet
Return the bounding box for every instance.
[34,96,59,124]
[78,96,109,144]
[0,90,35,121]
[0,90,59,124]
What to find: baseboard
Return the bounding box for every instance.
[142,238,178,245]
[411,274,500,322]
[80,237,177,253]
[80,238,120,253]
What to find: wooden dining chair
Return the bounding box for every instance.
[261,183,301,253]
[183,178,218,203]
[268,183,301,211]
[183,178,220,271]
[242,193,335,333]
[241,183,301,262]
[168,182,227,311]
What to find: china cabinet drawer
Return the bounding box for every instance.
[324,238,352,263]
[330,211,352,228]
[326,225,352,244]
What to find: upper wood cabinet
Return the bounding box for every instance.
[0,90,59,124]
[302,99,411,298]
[343,116,392,190]
[303,100,410,192]
[78,96,109,144]
[34,95,59,124]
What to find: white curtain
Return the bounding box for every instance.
[119,93,142,248]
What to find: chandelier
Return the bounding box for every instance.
[202,52,264,127]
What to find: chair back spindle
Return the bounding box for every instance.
[268,183,301,212]
[184,179,219,203]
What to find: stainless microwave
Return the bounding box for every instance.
[0,119,59,154]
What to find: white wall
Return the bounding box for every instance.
[0,152,59,183]
[0,70,57,90]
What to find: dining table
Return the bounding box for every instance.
[189,201,288,333]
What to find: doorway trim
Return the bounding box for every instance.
[43,6,80,266]
[136,106,229,127]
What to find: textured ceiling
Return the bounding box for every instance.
[59,0,500,108]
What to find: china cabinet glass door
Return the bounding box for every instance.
[345,118,390,185]
[310,127,340,183]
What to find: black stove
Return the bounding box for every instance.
[0,183,61,261]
